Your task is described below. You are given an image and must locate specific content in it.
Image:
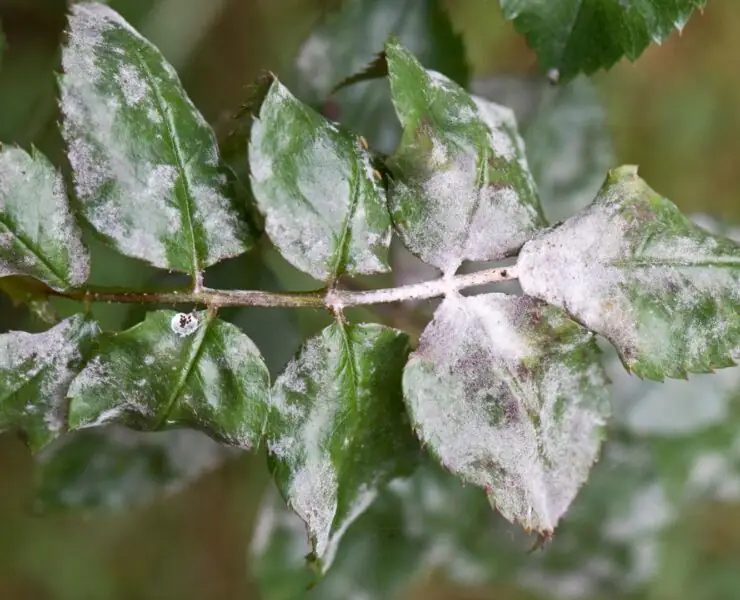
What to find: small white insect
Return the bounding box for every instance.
[171,312,199,337]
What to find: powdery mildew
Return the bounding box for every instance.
[523,77,614,224]
[518,168,740,379]
[386,45,544,276]
[403,293,609,534]
[267,323,411,571]
[0,315,98,450]
[0,147,89,289]
[37,426,228,510]
[60,4,250,274]
[517,440,668,599]
[249,80,391,282]
[67,311,269,450]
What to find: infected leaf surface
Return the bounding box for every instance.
[385,41,545,274]
[266,322,418,572]
[60,3,254,276]
[67,310,270,449]
[35,426,228,513]
[518,166,740,380]
[0,315,99,452]
[0,146,89,290]
[499,0,706,80]
[291,0,469,153]
[523,77,614,223]
[250,79,392,282]
[403,293,610,534]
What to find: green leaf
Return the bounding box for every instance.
[518,166,740,380]
[518,436,675,597]
[60,3,254,277]
[499,0,706,80]
[0,314,99,452]
[523,77,614,223]
[67,310,270,449]
[35,426,228,513]
[251,486,317,600]
[403,293,610,535]
[291,0,469,153]
[0,146,89,290]
[250,80,392,282]
[385,40,546,275]
[251,480,425,600]
[266,322,418,572]
[252,460,519,600]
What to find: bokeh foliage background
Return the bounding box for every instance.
[1,0,739,598]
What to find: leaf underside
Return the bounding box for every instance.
[291,0,469,154]
[518,166,740,380]
[35,426,228,513]
[403,293,610,534]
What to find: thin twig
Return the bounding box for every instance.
[49,265,518,309]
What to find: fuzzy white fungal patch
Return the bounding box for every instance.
[0,147,89,289]
[387,56,543,276]
[0,315,97,449]
[403,293,609,534]
[518,169,740,378]
[267,323,410,571]
[268,331,342,561]
[37,427,228,510]
[67,312,269,451]
[249,81,390,281]
[170,312,199,337]
[60,4,250,273]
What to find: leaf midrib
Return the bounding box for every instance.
[329,150,362,280]
[614,257,740,269]
[327,322,361,539]
[156,313,211,428]
[132,48,201,278]
[0,214,67,287]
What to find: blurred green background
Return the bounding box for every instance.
[1,0,739,599]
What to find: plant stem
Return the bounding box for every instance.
[50,265,518,309]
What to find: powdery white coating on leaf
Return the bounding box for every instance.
[612,363,740,435]
[267,322,414,571]
[36,426,229,511]
[67,311,270,450]
[0,315,98,451]
[0,147,89,289]
[518,167,740,380]
[686,451,740,502]
[60,3,252,274]
[249,80,391,282]
[403,293,609,534]
[250,483,311,560]
[386,43,544,275]
[523,77,614,223]
[515,439,671,599]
